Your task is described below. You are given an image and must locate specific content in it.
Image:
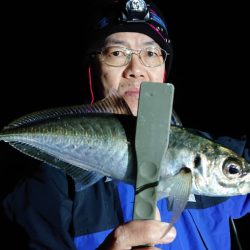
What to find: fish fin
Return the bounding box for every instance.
[4,90,132,130]
[91,89,133,115]
[162,168,192,236]
[74,171,104,191]
[9,142,104,189]
[171,109,182,127]
[3,88,177,130]
[105,176,113,182]
[188,193,196,202]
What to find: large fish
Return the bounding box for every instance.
[0,94,249,210]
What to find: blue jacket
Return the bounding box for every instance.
[2,135,250,250]
[73,181,249,250]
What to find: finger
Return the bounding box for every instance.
[155,207,161,221]
[132,247,160,250]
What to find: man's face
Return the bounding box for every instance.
[98,32,166,115]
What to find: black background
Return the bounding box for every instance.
[1,1,249,249]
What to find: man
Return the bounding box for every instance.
[2,0,249,249]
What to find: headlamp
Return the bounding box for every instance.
[120,0,150,22]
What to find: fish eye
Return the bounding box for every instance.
[223,161,242,179]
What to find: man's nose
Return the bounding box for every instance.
[123,53,145,78]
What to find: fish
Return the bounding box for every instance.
[0,94,249,208]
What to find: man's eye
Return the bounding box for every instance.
[147,51,157,57]
[111,51,123,56]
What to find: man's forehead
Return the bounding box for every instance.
[104,32,158,47]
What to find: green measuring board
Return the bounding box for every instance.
[133,82,174,220]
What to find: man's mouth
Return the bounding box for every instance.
[124,88,140,97]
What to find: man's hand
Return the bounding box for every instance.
[97,220,176,250]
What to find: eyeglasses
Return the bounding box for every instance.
[96,46,168,67]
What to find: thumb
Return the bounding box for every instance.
[155,207,161,221]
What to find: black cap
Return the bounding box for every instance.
[87,0,171,51]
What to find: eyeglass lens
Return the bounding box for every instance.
[100,46,167,67]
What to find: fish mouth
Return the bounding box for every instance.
[239,180,250,194]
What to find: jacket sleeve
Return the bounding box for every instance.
[1,164,76,250]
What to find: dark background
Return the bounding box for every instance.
[1,1,249,249]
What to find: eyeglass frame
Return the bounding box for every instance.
[94,46,169,68]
